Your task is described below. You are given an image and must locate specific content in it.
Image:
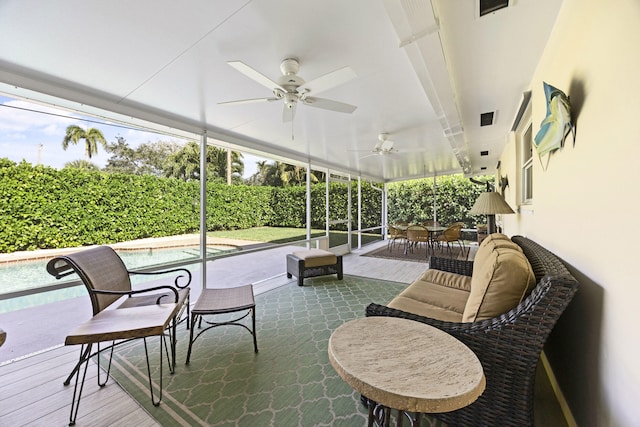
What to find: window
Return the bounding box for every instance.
[521,124,533,203]
[513,94,533,205]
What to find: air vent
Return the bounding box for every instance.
[481,166,487,170]
[480,112,495,127]
[480,150,489,156]
[479,0,509,17]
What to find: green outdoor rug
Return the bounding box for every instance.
[105,275,444,427]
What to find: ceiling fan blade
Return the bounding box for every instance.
[301,66,357,94]
[380,139,395,151]
[303,96,357,114]
[218,97,279,105]
[282,103,297,122]
[227,61,284,91]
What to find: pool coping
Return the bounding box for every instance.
[0,234,263,264]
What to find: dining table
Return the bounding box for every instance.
[393,223,446,256]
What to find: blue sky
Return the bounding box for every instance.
[0,95,262,177]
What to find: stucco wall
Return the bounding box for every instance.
[498,0,640,425]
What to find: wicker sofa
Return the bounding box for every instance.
[366,235,580,427]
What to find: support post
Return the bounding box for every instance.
[200,131,207,289]
[306,161,312,249]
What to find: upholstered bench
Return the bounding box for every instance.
[385,233,536,322]
[286,249,343,286]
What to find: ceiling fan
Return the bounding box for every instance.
[219,58,358,122]
[357,133,398,159]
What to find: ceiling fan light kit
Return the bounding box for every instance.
[221,58,357,122]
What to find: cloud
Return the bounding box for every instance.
[0,99,78,133]
[0,96,268,176]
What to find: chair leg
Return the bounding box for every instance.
[68,343,93,426]
[251,306,258,353]
[185,312,198,364]
[64,344,92,386]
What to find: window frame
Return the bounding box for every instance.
[515,101,534,206]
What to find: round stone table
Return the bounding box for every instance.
[328,317,485,426]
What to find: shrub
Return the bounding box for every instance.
[0,158,487,253]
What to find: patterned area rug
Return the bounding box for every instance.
[105,275,445,427]
[363,242,474,263]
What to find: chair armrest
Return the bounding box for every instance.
[366,303,484,335]
[128,268,192,289]
[365,302,509,365]
[91,285,179,304]
[428,256,474,277]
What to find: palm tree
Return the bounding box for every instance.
[61,125,107,161]
[209,146,244,183]
[164,142,201,180]
[63,159,100,170]
[163,142,244,182]
[277,162,321,186]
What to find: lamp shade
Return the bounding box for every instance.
[469,192,515,215]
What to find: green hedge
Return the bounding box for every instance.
[0,159,486,253]
[0,160,383,252]
[387,175,487,227]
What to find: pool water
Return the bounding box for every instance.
[0,246,235,313]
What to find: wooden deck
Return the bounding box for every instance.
[0,242,566,426]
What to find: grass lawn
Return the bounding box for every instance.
[208,226,382,247]
[208,227,325,243]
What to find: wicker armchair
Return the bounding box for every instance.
[366,235,579,427]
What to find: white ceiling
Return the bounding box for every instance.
[0,0,562,182]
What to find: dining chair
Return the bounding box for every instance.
[387,224,407,251]
[405,225,430,255]
[434,223,465,254]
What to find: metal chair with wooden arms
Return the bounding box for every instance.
[47,246,192,425]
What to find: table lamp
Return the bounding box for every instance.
[469,192,515,234]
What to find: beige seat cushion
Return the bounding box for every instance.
[388,271,471,322]
[388,296,464,323]
[463,246,536,322]
[292,249,337,268]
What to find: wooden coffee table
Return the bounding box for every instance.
[328,316,485,426]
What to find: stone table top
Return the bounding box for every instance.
[328,316,485,413]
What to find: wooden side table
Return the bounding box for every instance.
[328,317,485,426]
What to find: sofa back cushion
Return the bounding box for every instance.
[480,233,522,252]
[462,238,536,322]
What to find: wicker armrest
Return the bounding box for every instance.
[129,267,192,289]
[366,303,483,336]
[428,256,474,277]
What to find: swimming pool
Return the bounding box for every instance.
[0,245,236,313]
